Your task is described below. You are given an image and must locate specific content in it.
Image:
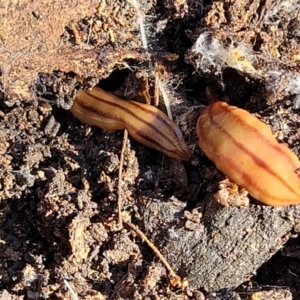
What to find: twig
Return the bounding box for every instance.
[157,78,173,120]
[63,278,78,300]
[118,129,128,227]
[131,0,173,120]
[131,0,148,50]
[86,17,93,45]
[125,221,184,287]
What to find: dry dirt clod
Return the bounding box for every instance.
[1,0,300,299]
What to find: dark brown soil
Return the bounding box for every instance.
[1,1,300,299]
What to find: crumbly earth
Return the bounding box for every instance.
[0,0,300,299]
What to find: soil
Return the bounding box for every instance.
[0,0,300,299]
